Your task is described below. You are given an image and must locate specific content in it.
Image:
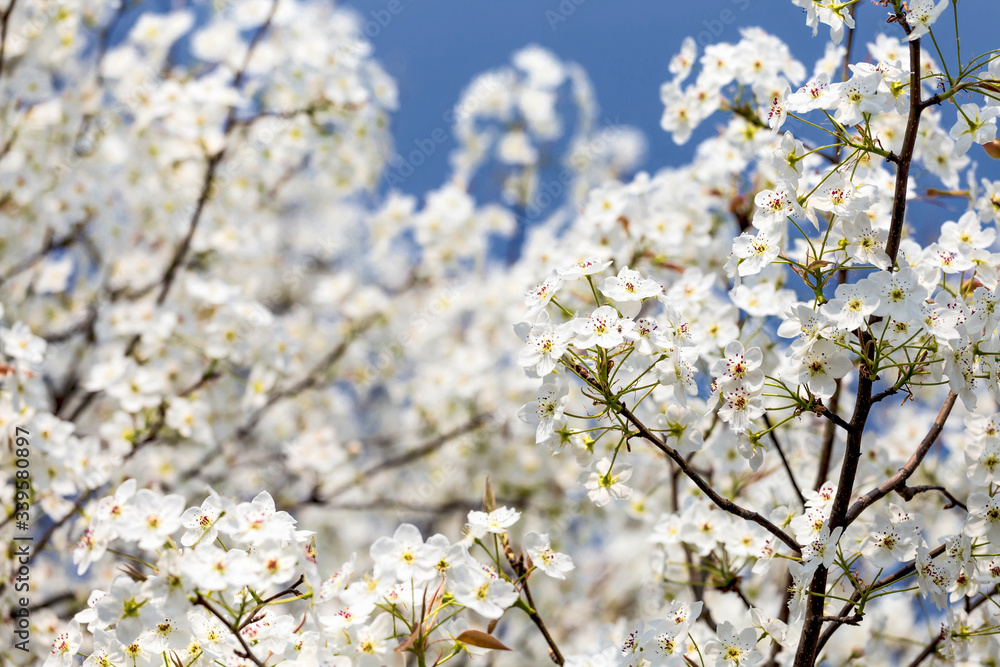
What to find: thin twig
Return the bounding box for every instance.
[500,532,564,665]
[762,412,806,507]
[896,483,967,511]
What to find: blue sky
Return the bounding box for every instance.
[339,0,1000,209]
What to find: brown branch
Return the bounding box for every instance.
[870,385,900,404]
[813,380,842,491]
[896,483,967,511]
[763,412,806,507]
[318,414,490,502]
[501,533,564,665]
[922,188,969,198]
[570,361,801,554]
[668,458,717,632]
[794,11,930,663]
[194,593,267,667]
[845,392,956,525]
[315,496,524,515]
[905,635,943,667]
[151,151,224,307]
[0,219,91,287]
[236,315,378,439]
[883,15,924,267]
[815,543,948,655]
[27,591,75,612]
[122,363,222,462]
[0,0,17,79]
[236,575,304,631]
[794,331,876,666]
[840,2,857,84]
[905,584,999,667]
[180,318,377,483]
[819,614,862,626]
[520,576,565,665]
[813,394,851,433]
[151,0,281,308]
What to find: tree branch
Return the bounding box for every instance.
[905,585,999,667]
[883,14,924,267]
[194,593,267,667]
[0,219,91,288]
[794,11,929,663]
[0,0,18,80]
[813,380,842,493]
[896,483,967,511]
[236,315,378,439]
[501,529,564,665]
[815,543,948,655]
[318,413,490,502]
[845,392,956,525]
[570,361,801,554]
[763,412,806,507]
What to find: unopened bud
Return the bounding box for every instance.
[984,140,1000,160]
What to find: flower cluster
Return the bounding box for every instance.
[2,0,1000,665]
[43,483,575,666]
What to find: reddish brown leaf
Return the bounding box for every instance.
[455,629,512,651]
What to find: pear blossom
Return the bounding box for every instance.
[600,266,662,317]
[369,523,435,583]
[524,531,575,579]
[119,489,185,550]
[950,103,999,155]
[582,457,633,507]
[466,506,521,538]
[525,273,563,318]
[861,513,921,569]
[822,280,880,331]
[556,257,613,280]
[449,567,519,619]
[518,378,570,444]
[832,71,890,126]
[705,621,763,667]
[717,385,765,433]
[731,228,782,277]
[179,493,228,547]
[656,403,704,454]
[905,0,950,41]
[572,305,636,349]
[752,183,804,230]
[712,341,764,391]
[8,4,1000,665]
[43,621,83,667]
[1,321,47,365]
[787,73,833,112]
[782,338,853,400]
[966,493,1000,547]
